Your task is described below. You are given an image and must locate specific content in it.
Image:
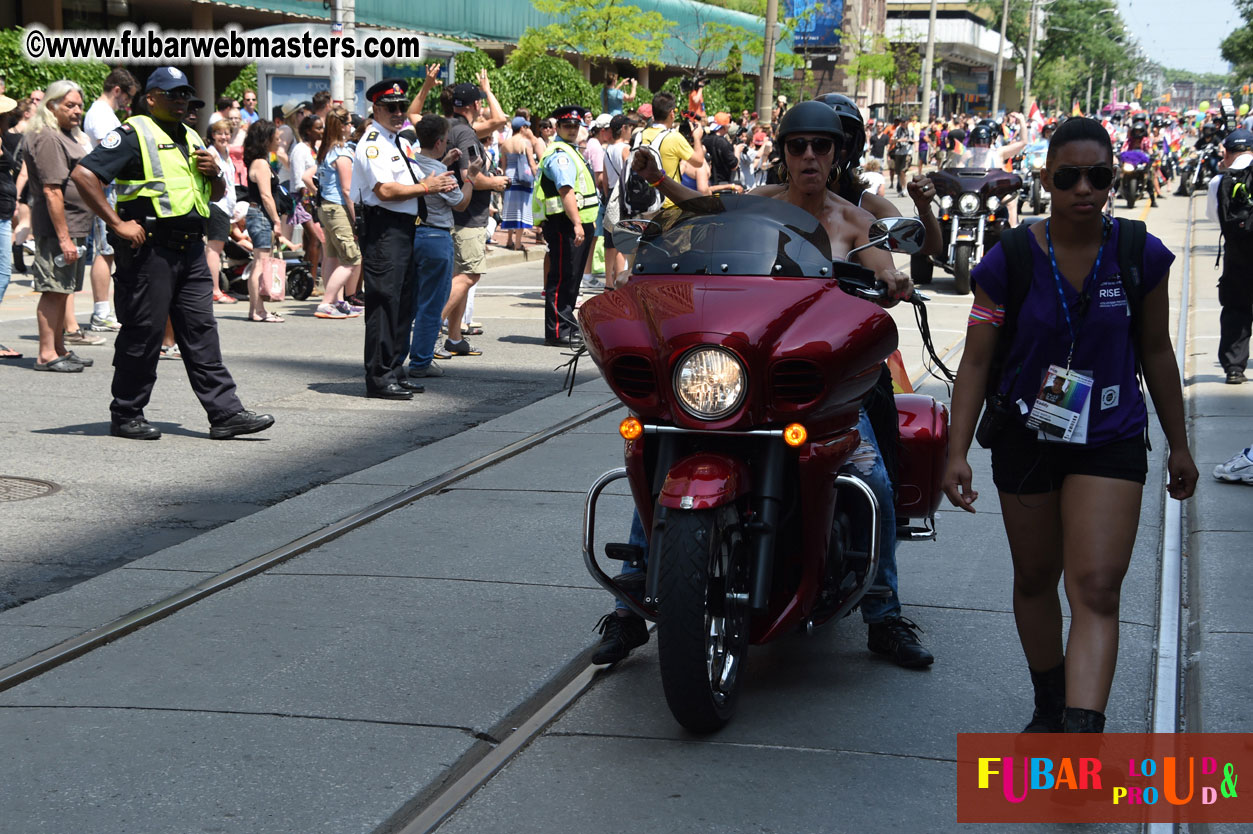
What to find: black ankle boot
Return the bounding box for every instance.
[1023,662,1066,732]
[1062,706,1106,733]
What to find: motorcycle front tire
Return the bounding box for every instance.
[656,504,751,735]
[1123,178,1137,209]
[1031,179,1044,215]
[953,244,973,295]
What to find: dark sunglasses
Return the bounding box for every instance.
[378,101,406,114]
[558,119,581,128]
[157,88,193,101]
[1052,165,1114,190]
[784,137,838,157]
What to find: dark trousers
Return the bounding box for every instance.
[110,238,242,424]
[1218,267,1252,373]
[362,208,417,392]
[542,217,593,341]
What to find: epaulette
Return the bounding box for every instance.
[366,131,378,141]
[119,124,134,133]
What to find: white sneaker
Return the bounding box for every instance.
[88,312,122,332]
[1213,448,1253,484]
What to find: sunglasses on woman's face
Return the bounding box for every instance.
[1051,165,1115,190]
[784,137,837,157]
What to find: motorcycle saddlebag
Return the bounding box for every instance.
[893,393,949,520]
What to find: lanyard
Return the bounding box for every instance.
[1045,216,1109,369]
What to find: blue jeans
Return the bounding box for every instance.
[0,218,10,305]
[613,409,900,621]
[408,226,454,369]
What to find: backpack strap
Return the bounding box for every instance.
[1115,216,1151,450]
[985,223,1034,398]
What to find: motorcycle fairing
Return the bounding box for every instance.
[658,452,752,510]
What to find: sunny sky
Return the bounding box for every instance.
[1116,0,1241,75]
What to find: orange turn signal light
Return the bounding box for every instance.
[783,423,807,447]
[620,417,644,440]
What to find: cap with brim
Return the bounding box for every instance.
[366,78,409,105]
[1224,128,1253,151]
[0,95,16,115]
[447,83,485,109]
[145,66,197,95]
[550,105,590,123]
[190,98,205,110]
[636,103,653,119]
[511,115,529,130]
[592,113,612,128]
[281,98,304,117]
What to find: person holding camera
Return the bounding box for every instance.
[601,72,637,117]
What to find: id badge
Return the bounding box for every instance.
[1026,365,1093,444]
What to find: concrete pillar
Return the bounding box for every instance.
[577,56,591,82]
[638,66,651,93]
[191,3,214,137]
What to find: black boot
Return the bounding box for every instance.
[591,612,648,665]
[1062,706,1106,733]
[1022,662,1066,732]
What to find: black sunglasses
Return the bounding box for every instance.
[157,88,193,101]
[784,137,838,157]
[1052,165,1114,191]
[377,101,406,114]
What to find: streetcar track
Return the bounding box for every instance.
[0,397,622,694]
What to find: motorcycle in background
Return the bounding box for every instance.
[1017,140,1050,216]
[1116,149,1152,208]
[578,197,948,733]
[910,165,1022,295]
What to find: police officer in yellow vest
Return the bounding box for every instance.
[537,105,598,346]
[72,67,273,441]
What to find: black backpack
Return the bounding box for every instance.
[975,218,1148,449]
[1215,166,1253,258]
[611,128,671,219]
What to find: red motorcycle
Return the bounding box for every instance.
[578,196,949,732]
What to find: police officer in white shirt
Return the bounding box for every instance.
[353,78,456,400]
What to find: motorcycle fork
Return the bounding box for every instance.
[975,215,986,262]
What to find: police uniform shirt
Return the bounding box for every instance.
[542,137,582,194]
[79,119,207,231]
[353,122,419,215]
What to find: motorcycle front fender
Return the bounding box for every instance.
[658,452,752,511]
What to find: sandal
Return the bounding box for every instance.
[463,325,484,336]
[250,312,284,323]
[0,345,21,359]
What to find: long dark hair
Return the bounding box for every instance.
[243,119,276,167]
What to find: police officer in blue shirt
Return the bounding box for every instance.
[71,67,274,441]
[353,77,456,399]
[536,105,599,346]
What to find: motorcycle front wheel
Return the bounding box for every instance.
[656,504,751,734]
[953,243,973,295]
[1031,180,1044,215]
[1123,178,1138,209]
[910,253,934,285]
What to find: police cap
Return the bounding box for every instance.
[145,66,196,95]
[447,83,486,108]
[549,105,590,124]
[366,78,409,105]
[1224,129,1253,153]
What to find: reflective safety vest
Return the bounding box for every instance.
[116,115,211,219]
[536,140,599,222]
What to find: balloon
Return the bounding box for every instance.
[1240,103,1250,116]
[1199,100,1211,112]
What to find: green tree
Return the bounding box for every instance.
[511,0,674,69]
[0,27,110,102]
[1222,0,1253,78]
[724,44,747,113]
[222,63,258,106]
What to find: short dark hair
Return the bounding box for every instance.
[216,96,234,112]
[298,114,321,142]
[652,91,677,122]
[1047,117,1113,165]
[414,114,449,149]
[312,90,331,111]
[609,114,630,136]
[271,105,284,121]
[103,67,137,95]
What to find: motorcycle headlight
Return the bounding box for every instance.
[1031,155,1046,170]
[957,192,980,215]
[1123,162,1136,173]
[939,195,954,210]
[986,195,1001,211]
[673,347,746,420]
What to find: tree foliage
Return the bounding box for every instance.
[0,27,110,102]
[222,63,258,106]
[723,45,748,114]
[1222,0,1253,79]
[512,0,673,69]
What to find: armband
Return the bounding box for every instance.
[968,303,1005,328]
[648,175,665,188]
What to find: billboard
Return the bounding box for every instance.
[788,0,845,49]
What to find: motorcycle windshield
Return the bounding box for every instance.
[958,147,1001,170]
[632,194,835,278]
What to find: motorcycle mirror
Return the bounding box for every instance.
[609,218,658,257]
[848,216,926,258]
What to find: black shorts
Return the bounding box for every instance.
[990,428,1148,494]
[207,204,230,243]
[603,229,615,250]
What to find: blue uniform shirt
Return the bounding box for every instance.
[542,138,580,191]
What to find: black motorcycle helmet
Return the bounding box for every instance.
[776,100,847,149]
[814,92,865,169]
[969,124,993,147]
[1131,115,1148,135]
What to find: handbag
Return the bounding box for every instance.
[259,258,286,302]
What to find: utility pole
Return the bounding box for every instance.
[342,0,356,113]
[331,0,345,105]
[991,0,1009,115]
[1023,0,1038,110]
[920,0,939,121]
[1086,73,1093,115]
[760,0,779,126]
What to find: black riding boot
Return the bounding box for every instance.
[1022,662,1066,732]
[1062,706,1106,733]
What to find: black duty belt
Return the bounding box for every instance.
[421,225,452,232]
[363,204,417,227]
[148,227,202,252]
